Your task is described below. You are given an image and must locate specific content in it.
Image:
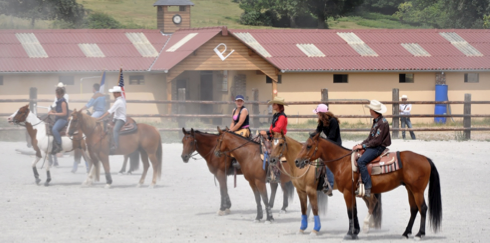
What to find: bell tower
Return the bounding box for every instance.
[154,0,194,33]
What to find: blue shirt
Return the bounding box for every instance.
[85,92,106,112]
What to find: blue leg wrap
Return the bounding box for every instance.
[313,215,321,231]
[300,214,308,230]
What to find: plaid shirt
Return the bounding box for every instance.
[362,115,391,148]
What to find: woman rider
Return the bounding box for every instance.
[48,87,69,154]
[229,95,250,138]
[313,104,341,196]
[260,96,288,140]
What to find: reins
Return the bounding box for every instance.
[215,132,255,157]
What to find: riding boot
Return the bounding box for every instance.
[51,140,62,155]
[322,180,333,197]
[231,158,241,170]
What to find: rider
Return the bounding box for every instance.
[97,86,126,153]
[313,104,341,196]
[51,82,69,110]
[229,95,250,137]
[260,96,288,140]
[352,100,391,198]
[48,87,69,154]
[79,83,106,118]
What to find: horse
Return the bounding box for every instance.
[214,127,294,223]
[67,109,162,188]
[9,105,98,186]
[181,128,294,216]
[269,131,329,235]
[294,133,442,240]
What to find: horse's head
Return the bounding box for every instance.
[214,126,227,158]
[10,104,30,124]
[68,109,82,136]
[294,132,321,169]
[269,131,287,165]
[181,128,197,163]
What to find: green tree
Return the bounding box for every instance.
[85,12,123,29]
[306,0,364,28]
[361,0,405,14]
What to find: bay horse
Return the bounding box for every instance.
[68,109,162,188]
[294,133,442,240]
[269,131,329,235]
[9,105,98,186]
[181,128,294,216]
[214,127,294,223]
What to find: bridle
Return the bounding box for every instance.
[299,136,354,168]
[214,131,254,158]
[270,136,288,163]
[182,133,210,161]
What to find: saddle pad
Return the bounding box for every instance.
[352,151,403,176]
[108,117,138,135]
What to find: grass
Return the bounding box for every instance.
[0,15,54,29]
[328,11,420,29]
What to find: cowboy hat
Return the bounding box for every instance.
[400,95,408,100]
[55,82,66,88]
[365,100,387,114]
[268,96,288,106]
[108,86,122,93]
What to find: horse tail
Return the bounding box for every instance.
[285,181,295,202]
[156,136,163,180]
[317,191,329,217]
[427,157,442,232]
[372,193,383,229]
[128,150,140,172]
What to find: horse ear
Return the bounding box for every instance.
[182,127,187,134]
[225,126,229,131]
[217,126,223,134]
[313,132,320,140]
[280,130,284,137]
[190,128,195,136]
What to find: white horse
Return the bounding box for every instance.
[8,105,99,186]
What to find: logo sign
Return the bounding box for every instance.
[214,43,234,61]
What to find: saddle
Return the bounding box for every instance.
[351,149,403,176]
[104,117,138,135]
[43,114,68,137]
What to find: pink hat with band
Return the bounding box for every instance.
[313,104,329,113]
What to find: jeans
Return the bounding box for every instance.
[326,167,334,187]
[91,111,104,118]
[113,119,125,148]
[401,117,416,139]
[52,119,68,145]
[358,146,386,190]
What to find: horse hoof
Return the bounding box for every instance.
[279,209,287,214]
[344,234,359,240]
[402,233,411,239]
[35,179,41,185]
[264,220,272,224]
[297,230,304,235]
[136,183,143,188]
[414,236,422,241]
[363,223,370,233]
[148,184,155,189]
[217,210,226,216]
[253,219,261,223]
[44,182,49,187]
[104,184,111,189]
[310,230,319,236]
[225,209,231,215]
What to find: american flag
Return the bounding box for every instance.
[118,68,126,98]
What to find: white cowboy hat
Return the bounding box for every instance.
[55,82,66,88]
[400,95,408,100]
[365,100,387,114]
[267,96,288,106]
[108,86,122,93]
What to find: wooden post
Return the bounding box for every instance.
[392,88,399,139]
[463,93,471,140]
[272,80,278,99]
[321,89,328,105]
[178,88,186,134]
[252,89,259,128]
[29,87,37,115]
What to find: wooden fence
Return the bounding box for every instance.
[1,88,490,139]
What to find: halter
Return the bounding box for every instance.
[182,133,209,161]
[301,136,354,166]
[215,131,254,158]
[270,136,315,179]
[270,136,288,162]
[12,109,43,127]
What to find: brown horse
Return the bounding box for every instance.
[68,109,162,188]
[269,131,329,235]
[214,127,294,223]
[181,128,294,216]
[294,133,442,240]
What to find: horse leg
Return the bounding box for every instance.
[307,187,321,235]
[402,190,418,239]
[257,180,273,223]
[343,192,360,240]
[413,191,428,240]
[249,182,263,223]
[216,171,230,216]
[279,182,289,213]
[138,150,150,187]
[98,152,112,188]
[31,156,42,185]
[72,149,82,173]
[362,195,378,233]
[147,152,159,187]
[269,182,278,209]
[81,150,91,174]
[44,154,52,186]
[119,155,128,174]
[297,189,308,234]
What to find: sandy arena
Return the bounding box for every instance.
[0,139,489,242]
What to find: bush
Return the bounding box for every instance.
[239,10,272,26]
[85,12,122,29]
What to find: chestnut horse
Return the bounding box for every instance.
[9,105,97,186]
[181,128,294,216]
[68,109,162,188]
[294,133,442,240]
[269,132,330,235]
[214,127,294,223]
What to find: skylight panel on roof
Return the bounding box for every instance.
[401,43,431,57]
[78,43,105,58]
[234,32,272,58]
[296,44,325,57]
[166,33,198,52]
[439,32,483,57]
[336,32,378,57]
[125,32,159,57]
[15,33,48,58]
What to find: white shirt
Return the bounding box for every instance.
[108,96,127,122]
[50,94,69,111]
[399,103,412,115]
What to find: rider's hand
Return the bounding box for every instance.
[352,144,363,150]
[260,131,267,136]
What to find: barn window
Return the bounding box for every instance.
[0,76,3,85]
[129,75,145,85]
[333,74,348,83]
[179,6,186,11]
[464,73,479,83]
[266,76,281,84]
[59,76,74,85]
[399,73,414,83]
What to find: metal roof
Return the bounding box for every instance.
[0,29,169,72]
[153,0,194,6]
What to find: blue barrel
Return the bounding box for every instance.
[434,84,448,123]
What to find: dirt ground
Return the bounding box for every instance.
[0,140,489,243]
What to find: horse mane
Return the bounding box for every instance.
[225,131,260,145]
[193,130,218,136]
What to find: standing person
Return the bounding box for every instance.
[97,86,126,153]
[352,100,391,198]
[51,82,69,111]
[260,96,288,140]
[313,104,341,196]
[399,95,416,140]
[80,83,106,118]
[48,87,69,154]
[229,95,250,137]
